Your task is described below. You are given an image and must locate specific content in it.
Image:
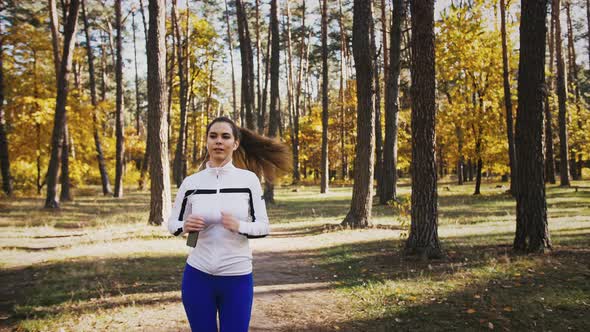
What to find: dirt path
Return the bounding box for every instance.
[245,224,400,332]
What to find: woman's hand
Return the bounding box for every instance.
[184,215,206,232]
[221,212,240,233]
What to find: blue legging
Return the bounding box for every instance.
[181,264,253,332]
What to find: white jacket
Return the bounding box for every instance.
[167,160,269,276]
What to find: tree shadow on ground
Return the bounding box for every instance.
[272,232,590,331]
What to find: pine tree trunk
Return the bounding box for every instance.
[457,126,464,185]
[554,0,570,187]
[81,0,111,195]
[45,0,80,209]
[166,22,175,157]
[49,0,61,77]
[114,0,125,198]
[565,1,582,181]
[587,0,590,69]
[264,0,281,203]
[513,0,551,253]
[172,0,189,188]
[341,0,375,229]
[100,36,108,102]
[338,0,347,181]
[261,27,271,135]
[500,0,517,195]
[132,11,142,135]
[320,0,329,194]
[382,0,403,204]
[545,5,557,184]
[474,141,482,195]
[255,0,263,134]
[285,1,299,186]
[147,0,171,225]
[0,25,12,196]
[235,0,256,131]
[59,124,73,202]
[372,15,382,201]
[404,0,442,259]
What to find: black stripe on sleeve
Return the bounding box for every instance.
[178,189,217,221]
[220,188,268,239]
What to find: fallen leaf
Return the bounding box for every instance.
[503,306,513,312]
[467,308,477,314]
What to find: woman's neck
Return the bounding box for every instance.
[208,157,232,168]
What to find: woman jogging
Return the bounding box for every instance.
[167,116,291,332]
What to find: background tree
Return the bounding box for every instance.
[341,0,375,229]
[113,0,125,198]
[172,0,189,187]
[0,11,12,196]
[235,0,256,130]
[44,0,80,208]
[264,0,281,203]
[500,0,516,195]
[513,0,551,253]
[147,0,171,225]
[405,0,442,259]
[81,0,111,196]
[320,0,329,194]
[554,0,570,187]
[545,0,557,184]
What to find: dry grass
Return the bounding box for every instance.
[0,179,589,331]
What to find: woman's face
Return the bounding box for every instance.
[207,122,238,165]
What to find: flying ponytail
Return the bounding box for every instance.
[199,117,292,183]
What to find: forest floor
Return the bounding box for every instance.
[0,179,589,331]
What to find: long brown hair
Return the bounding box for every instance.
[199,117,292,183]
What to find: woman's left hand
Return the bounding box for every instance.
[220,212,240,233]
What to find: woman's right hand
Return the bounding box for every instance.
[184,215,206,232]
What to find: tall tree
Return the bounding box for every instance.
[59,124,72,202]
[255,0,263,134]
[48,0,73,202]
[147,0,171,225]
[264,0,280,203]
[295,1,307,178]
[565,0,582,180]
[132,9,141,135]
[372,6,383,200]
[172,0,189,187]
[320,0,329,194]
[0,19,12,196]
[405,0,442,258]
[587,0,590,68]
[81,0,111,196]
[341,0,375,229]
[381,0,404,204]
[235,0,256,130]
[500,0,517,195]
[139,0,151,190]
[49,0,61,77]
[545,2,557,184]
[45,0,80,208]
[114,0,125,197]
[554,0,570,187]
[284,0,300,184]
[338,0,348,181]
[261,22,272,134]
[513,0,551,253]
[224,0,238,122]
